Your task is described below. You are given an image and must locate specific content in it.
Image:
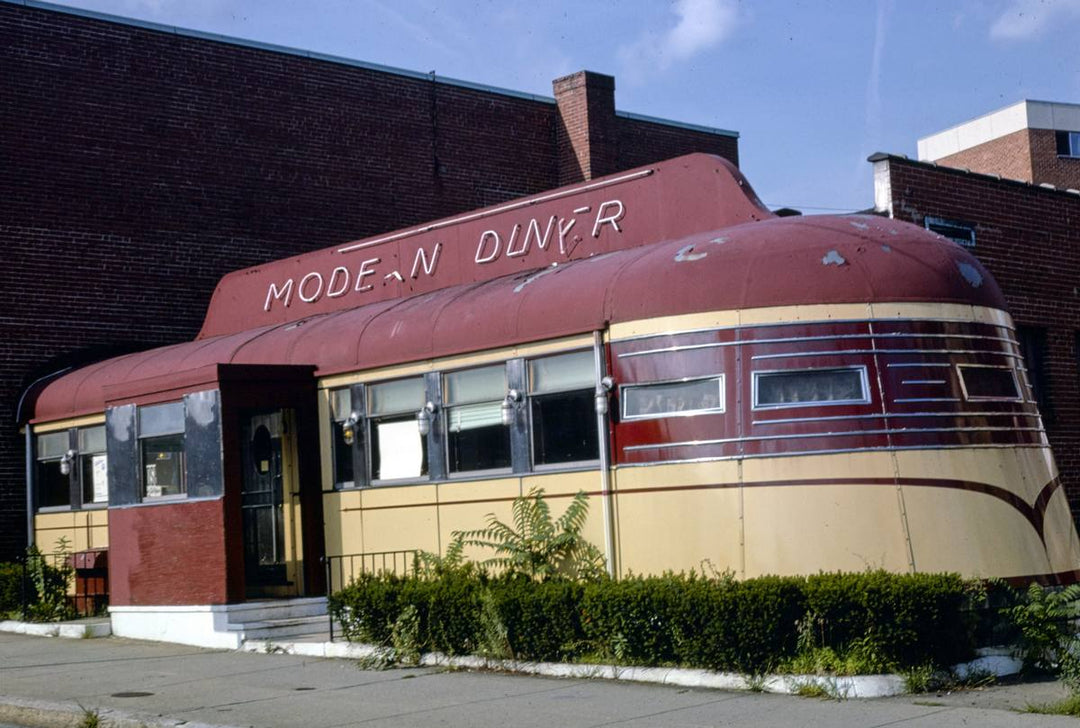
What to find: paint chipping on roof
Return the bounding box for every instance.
[674,244,708,262]
[822,250,847,266]
[957,262,983,288]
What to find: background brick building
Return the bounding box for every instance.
[871,100,1080,520]
[0,0,739,560]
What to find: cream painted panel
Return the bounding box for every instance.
[317,389,336,491]
[614,459,742,489]
[738,303,872,326]
[34,510,109,553]
[436,478,521,562]
[743,484,911,577]
[609,311,740,341]
[322,491,365,558]
[1041,488,1080,575]
[740,450,894,485]
[901,487,1050,578]
[892,448,1047,504]
[32,414,105,434]
[614,486,743,577]
[361,484,439,556]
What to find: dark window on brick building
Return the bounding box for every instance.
[924,217,976,247]
[1056,130,1080,158]
[1017,326,1052,422]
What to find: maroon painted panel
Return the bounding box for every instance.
[108,498,229,606]
[611,317,1044,465]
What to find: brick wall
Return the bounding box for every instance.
[1030,129,1080,191]
[934,128,1034,182]
[933,128,1080,190]
[0,2,738,559]
[876,156,1080,518]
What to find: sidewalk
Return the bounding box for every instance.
[1,631,1077,728]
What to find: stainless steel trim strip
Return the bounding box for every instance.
[624,425,1045,452]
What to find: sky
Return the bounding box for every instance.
[46,0,1080,214]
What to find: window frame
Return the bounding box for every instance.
[1056,130,1080,158]
[924,216,976,248]
[137,401,187,501]
[77,425,109,508]
[442,363,513,478]
[34,430,74,511]
[365,376,429,485]
[956,363,1023,402]
[328,386,357,489]
[526,349,600,470]
[751,365,870,411]
[619,375,726,422]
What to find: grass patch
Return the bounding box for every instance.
[1025,694,1080,717]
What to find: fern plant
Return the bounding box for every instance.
[454,487,606,581]
[1003,582,1080,672]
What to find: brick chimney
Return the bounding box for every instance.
[553,71,618,185]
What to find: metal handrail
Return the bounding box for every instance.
[321,550,418,641]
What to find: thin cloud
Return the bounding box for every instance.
[990,0,1080,41]
[618,0,739,80]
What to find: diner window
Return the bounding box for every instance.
[329,388,355,487]
[35,431,71,509]
[958,365,1021,401]
[528,351,598,466]
[368,377,428,481]
[445,365,511,474]
[622,376,725,420]
[138,402,185,498]
[78,425,108,506]
[753,367,868,409]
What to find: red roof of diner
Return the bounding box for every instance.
[30,210,1005,423]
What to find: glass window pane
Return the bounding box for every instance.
[372,415,427,480]
[960,366,1019,400]
[330,388,352,422]
[623,377,724,419]
[36,459,70,508]
[36,431,68,459]
[331,421,354,487]
[142,434,186,497]
[448,421,511,473]
[139,402,185,437]
[755,368,865,407]
[529,351,595,394]
[447,401,502,431]
[369,378,425,416]
[444,365,505,405]
[78,425,106,453]
[531,390,598,465]
[81,453,108,504]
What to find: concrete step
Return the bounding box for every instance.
[222,597,327,623]
[229,615,331,642]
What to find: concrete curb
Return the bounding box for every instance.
[0,619,111,639]
[0,694,240,728]
[241,639,1022,699]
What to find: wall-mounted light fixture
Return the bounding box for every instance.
[59,449,76,476]
[501,388,522,426]
[341,411,360,445]
[417,401,438,436]
[595,376,615,416]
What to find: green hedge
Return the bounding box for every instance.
[329,570,976,673]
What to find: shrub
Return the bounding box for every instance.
[331,569,979,674]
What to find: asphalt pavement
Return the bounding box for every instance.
[1,631,1077,728]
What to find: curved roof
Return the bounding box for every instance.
[30,213,1004,423]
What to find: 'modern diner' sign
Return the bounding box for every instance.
[263,198,628,313]
[196,156,769,339]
